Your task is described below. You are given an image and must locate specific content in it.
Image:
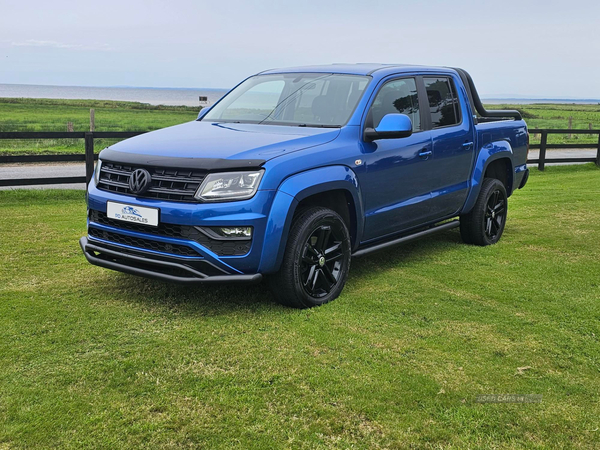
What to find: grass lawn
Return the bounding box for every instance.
[0,164,599,449]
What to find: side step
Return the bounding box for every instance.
[352,220,460,258]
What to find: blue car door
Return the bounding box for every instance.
[359,76,437,242]
[423,75,475,217]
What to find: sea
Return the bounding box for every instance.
[1,83,599,107]
[0,83,229,107]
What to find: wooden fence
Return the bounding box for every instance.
[0,129,599,187]
[0,131,144,187]
[528,128,600,170]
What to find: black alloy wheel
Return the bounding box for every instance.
[268,207,351,308]
[300,224,345,298]
[484,188,506,241]
[460,177,508,246]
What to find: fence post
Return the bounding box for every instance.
[538,130,547,171]
[596,133,600,167]
[84,132,94,187]
[90,109,95,132]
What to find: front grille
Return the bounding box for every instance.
[97,162,206,202]
[89,210,252,256]
[88,227,201,257]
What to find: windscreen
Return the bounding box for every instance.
[202,73,370,127]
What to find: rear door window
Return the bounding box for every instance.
[424,77,461,128]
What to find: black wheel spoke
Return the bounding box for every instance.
[311,268,321,291]
[306,244,319,257]
[302,256,315,265]
[322,264,337,285]
[318,269,331,290]
[324,242,341,255]
[315,227,331,252]
[490,219,498,234]
[304,265,316,288]
[323,228,331,250]
[327,253,344,262]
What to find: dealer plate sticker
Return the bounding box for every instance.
[106,202,159,227]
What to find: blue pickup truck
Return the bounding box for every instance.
[80,64,529,308]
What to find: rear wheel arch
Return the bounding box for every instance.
[484,157,513,194]
[462,142,514,214]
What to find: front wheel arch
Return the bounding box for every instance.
[259,166,363,274]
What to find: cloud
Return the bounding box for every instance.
[10,39,112,51]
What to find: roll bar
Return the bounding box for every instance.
[451,67,522,121]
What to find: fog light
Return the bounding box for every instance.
[218,227,252,238]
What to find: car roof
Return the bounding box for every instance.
[258,64,457,78]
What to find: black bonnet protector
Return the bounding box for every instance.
[99,148,266,171]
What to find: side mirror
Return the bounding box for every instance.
[197,106,212,120]
[364,113,413,141]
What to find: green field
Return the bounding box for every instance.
[0,98,599,155]
[0,98,200,155]
[1,164,599,448]
[487,103,600,145]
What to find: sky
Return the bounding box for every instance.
[1,0,599,98]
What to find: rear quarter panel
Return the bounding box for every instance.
[462,119,528,213]
[477,120,528,169]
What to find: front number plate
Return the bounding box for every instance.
[106,201,159,227]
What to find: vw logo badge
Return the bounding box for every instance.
[129,168,152,195]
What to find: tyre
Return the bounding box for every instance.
[460,178,508,246]
[268,207,352,308]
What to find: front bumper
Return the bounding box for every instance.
[82,179,278,283]
[80,237,262,284]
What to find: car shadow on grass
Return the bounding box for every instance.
[97,230,463,315]
[349,229,463,278]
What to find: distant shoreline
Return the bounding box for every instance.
[0,83,229,107]
[0,82,229,91]
[1,83,599,107]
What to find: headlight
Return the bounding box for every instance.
[195,170,264,202]
[94,159,102,185]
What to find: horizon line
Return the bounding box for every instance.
[0,82,599,102]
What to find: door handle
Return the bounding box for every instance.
[418,149,432,160]
[462,141,474,151]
